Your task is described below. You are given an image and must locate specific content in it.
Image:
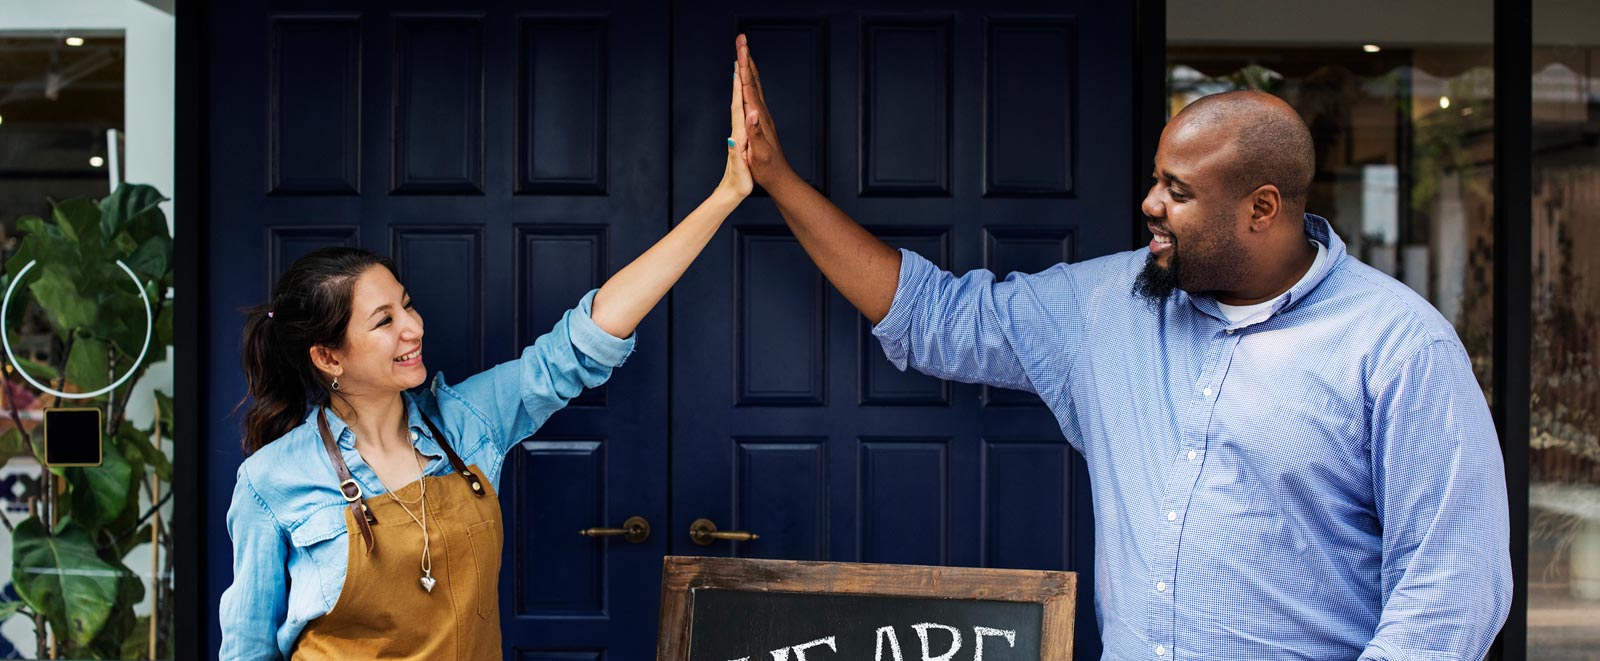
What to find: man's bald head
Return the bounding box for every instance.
[1171,90,1315,215]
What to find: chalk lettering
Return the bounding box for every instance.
[972,627,1016,661]
[912,623,963,661]
[874,625,906,661]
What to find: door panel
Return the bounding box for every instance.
[671,3,1130,658]
[205,2,667,658]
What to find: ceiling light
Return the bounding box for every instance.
[0,114,5,126]
[89,156,104,168]
[1362,44,1381,53]
[65,37,84,47]
[1439,96,1451,109]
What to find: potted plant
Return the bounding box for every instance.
[0,184,174,658]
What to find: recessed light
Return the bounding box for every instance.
[65,37,84,47]
[1362,44,1381,53]
[0,114,5,126]
[1439,96,1451,109]
[89,156,104,168]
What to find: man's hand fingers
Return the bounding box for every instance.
[736,34,769,114]
[745,50,767,107]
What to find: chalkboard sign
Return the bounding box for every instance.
[657,557,1075,661]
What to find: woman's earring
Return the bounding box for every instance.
[332,377,340,391]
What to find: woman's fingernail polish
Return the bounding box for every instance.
[727,138,736,147]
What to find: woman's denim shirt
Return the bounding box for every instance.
[218,290,634,660]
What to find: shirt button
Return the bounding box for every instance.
[1226,328,1236,335]
[1156,581,1167,592]
[1156,645,1166,656]
[410,429,419,442]
[1168,511,1177,521]
[1202,387,1213,398]
[1187,450,1198,461]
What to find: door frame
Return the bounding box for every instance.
[174,0,209,658]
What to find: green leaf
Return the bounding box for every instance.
[88,568,143,659]
[99,184,168,241]
[0,599,25,621]
[29,263,97,332]
[119,614,154,659]
[156,305,173,352]
[14,215,49,242]
[118,421,170,482]
[67,438,134,533]
[0,428,28,472]
[114,523,153,559]
[110,231,139,259]
[51,198,97,245]
[11,353,60,383]
[125,237,171,283]
[154,390,173,439]
[64,335,110,394]
[11,517,123,646]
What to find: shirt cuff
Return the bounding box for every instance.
[569,289,636,368]
[1358,635,1461,661]
[870,249,934,371]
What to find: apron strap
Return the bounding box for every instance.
[317,408,378,554]
[417,409,486,498]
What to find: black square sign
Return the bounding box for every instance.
[44,408,102,467]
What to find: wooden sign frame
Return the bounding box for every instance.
[657,556,1076,661]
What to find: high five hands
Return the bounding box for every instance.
[736,34,795,190]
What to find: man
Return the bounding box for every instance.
[734,35,1512,660]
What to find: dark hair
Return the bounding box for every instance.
[237,247,398,454]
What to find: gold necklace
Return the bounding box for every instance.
[370,448,435,593]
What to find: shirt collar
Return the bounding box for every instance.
[305,392,437,454]
[1187,213,1345,327]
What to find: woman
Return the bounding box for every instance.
[219,68,751,659]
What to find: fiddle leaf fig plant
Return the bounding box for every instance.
[2,183,175,658]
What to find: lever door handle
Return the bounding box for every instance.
[688,518,759,546]
[578,515,651,544]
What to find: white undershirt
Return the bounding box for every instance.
[1216,240,1328,325]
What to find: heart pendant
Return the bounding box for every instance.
[420,575,436,593]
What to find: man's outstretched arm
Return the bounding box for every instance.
[737,34,900,324]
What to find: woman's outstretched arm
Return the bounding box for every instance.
[590,65,752,338]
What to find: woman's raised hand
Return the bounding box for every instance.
[721,62,754,198]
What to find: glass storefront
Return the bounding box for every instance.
[0,5,176,657]
[1171,1,1600,655]
[1529,2,1600,655]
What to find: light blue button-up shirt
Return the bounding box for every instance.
[872,216,1511,660]
[218,290,634,660]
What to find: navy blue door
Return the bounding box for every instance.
[206,1,1135,658]
[670,3,1133,657]
[203,1,669,658]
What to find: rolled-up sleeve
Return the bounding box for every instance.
[218,468,290,661]
[1359,340,1512,661]
[444,288,636,458]
[872,248,1084,394]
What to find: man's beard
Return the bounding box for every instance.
[1133,215,1247,303]
[1134,251,1181,303]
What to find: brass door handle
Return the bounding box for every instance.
[689,518,759,546]
[578,515,651,544]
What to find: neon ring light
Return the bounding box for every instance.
[0,260,154,400]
